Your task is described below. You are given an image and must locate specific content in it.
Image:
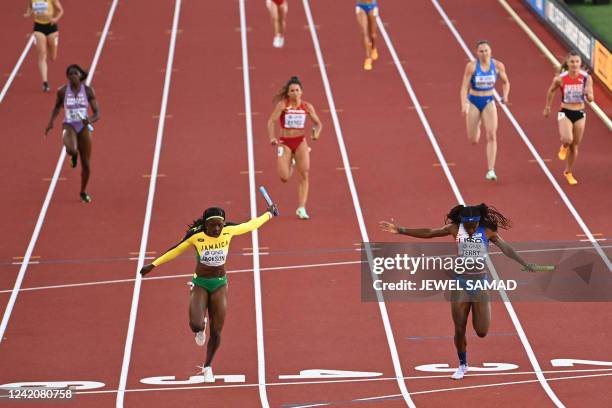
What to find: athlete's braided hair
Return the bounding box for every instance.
[445,203,512,231]
[273,76,302,104]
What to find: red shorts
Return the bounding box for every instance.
[279,135,304,153]
[272,0,285,5]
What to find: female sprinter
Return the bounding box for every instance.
[460,40,510,181]
[45,64,99,203]
[267,76,322,220]
[140,205,278,382]
[24,0,64,92]
[266,0,288,48]
[355,0,379,71]
[380,204,533,380]
[543,50,594,185]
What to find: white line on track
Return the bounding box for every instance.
[239,1,270,406]
[377,11,565,408]
[115,1,182,406]
[303,1,416,406]
[430,0,612,274]
[71,368,612,396]
[0,0,119,346]
[0,36,34,104]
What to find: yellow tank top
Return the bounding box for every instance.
[32,0,54,24]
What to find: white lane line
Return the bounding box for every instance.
[377,10,564,408]
[0,260,365,294]
[0,0,119,346]
[115,1,182,406]
[431,0,612,274]
[239,0,270,406]
[72,368,612,396]
[303,1,416,406]
[0,36,34,104]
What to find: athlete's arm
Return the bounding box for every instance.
[86,86,100,124]
[543,76,561,117]
[226,212,273,236]
[460,62,474,115]
[45,87,66,135]
[584,75,594,103]
[24,0,32,17]
[305,102,323,140]
[140,239,193,276]
[488,231,529,268]
[496,61,510,104]
[267,101,285,145]
[51,0,64,23]
[380,221,455,239]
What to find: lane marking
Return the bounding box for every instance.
[0,0,120,345]
[116,1,182,407]
[0,36,34,104]
[432,0,612,275]
[239,1,270,406]
[378,7,564,406]
[303,1,416,406]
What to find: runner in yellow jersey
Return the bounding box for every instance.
[140,205,278,382]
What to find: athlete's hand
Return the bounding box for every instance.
[269,137,278,146]
[140,264,155,276]
[379,220,400,234]
[268,203,279,217]
[499,96,508,105]
[543,106,551,118]
[461,103,469,116]
[23,10,32,17]
[311,127,320,141]
[523,264,537,273]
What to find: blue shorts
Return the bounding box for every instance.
[468,94,495,113]
[453,274,489,298]
[356,2,378,14]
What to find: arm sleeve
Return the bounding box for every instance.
[152,239,193,267]
[226,212,272,236]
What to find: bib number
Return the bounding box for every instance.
[284,113,306,129]
[557,111,566,121]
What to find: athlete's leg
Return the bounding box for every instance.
[466,103,482,145]
[47,31,59,62]
[76,129,92,194]
[62,124,78,157]
[480,100,498,171]
[294,140,310,209]
[451,295,471,354]
[470,291,491,338]
[566,118,585,174]
[277,144,293,182]
[367,9,378,58]
[204,285,227,367]
[278,1,288,38]
[266,0,280,37]
[189,285,209,334]
[356,7,371,59]
[33,32,48,84]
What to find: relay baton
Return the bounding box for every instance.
[522,265,555,272]
[259,186,278,215]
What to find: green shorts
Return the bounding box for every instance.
[192,275,228,293]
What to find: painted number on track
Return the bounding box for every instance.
[140,374,245,385]
[279,369,383,380]
[415,363,519,372]
[551,359,612,367]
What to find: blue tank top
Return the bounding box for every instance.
[470,59,497,91]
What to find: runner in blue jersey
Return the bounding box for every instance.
[460,41,510,182]
[380,204,533,380]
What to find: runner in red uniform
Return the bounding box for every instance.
[266,0,288,48]
[267,76,322,219]
[544,50,594,185]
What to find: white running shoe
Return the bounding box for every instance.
[296,207,309,220]
[278,36,285,48]
[201,366,215,383]
[451,364,468,380]
[272,35,282,48]
[194,316,207,346]
[485,169,497,181]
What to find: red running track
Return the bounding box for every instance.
[1,0,610,407]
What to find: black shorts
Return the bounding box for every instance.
[559,108,585,124]
[33,22,59,36]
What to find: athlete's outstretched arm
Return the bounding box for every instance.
[488,232,530,269]
[140,239,192,276]
[380,221,454,239]
[227,210,275,236]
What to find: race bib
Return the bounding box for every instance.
[284,112,306,129]
[557,111,566,121]
[32,1,49,14]
[200,249,226,267]
[66,108,88,122]
[474,74,496,89]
